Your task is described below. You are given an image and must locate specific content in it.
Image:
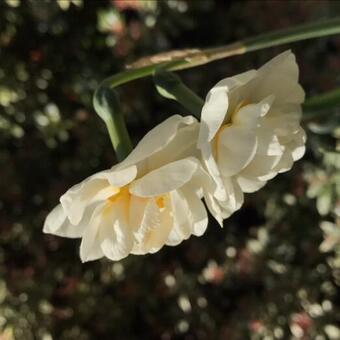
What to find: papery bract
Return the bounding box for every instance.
[44,115,215,262]
[198,51,306,220]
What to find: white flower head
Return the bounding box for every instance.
[44,115,215,262]
[198,50,306,220]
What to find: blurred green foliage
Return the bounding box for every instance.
[0,0,339,339]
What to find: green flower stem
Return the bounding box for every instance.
[153,69,204,118]
[93,86,133,161]
[98,18,340,90]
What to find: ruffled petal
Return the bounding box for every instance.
[258,50,299,82]
[236,175,267,193]
[129,158,198,197]
[43,204,89,238]
[146,122,200,171]
[233,96,274,128]
[181,187,208,237]
[215,70,258,113]
[290,127,306,161]
[217,126,258,177]
[252,51,305,105]
[198,70,258,148]
[119,115,196,169]
[272,149,294,174]
[240,153,281,179]
[198,87,229,147]
[256,125,285,157]
[80,203,106,262]
[43,204,67,234]
[60,179,107,225]
[102,166,137,188]
[100,222,133,261]
[132,196,173,254]
[200,143,226,201]
[60,166,137,226]
[203,191,223,226]
[129,195,149,233]
[166,190,192,246]
[220,176,244,217]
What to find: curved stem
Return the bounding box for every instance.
[153,69,204,118]
[93,86,133,161]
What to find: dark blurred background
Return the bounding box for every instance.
[0,0,339,339]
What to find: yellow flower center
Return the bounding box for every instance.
[155,196,165,209]
[107,186,130,204]
[102,185,167,217]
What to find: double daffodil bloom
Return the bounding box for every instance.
[44,51,307,261]
[44,115,215,262]
[198,51,306,220]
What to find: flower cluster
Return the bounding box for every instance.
[44,51,306,262]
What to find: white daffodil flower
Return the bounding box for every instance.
[44,115,215,262]
[198,51,306,220]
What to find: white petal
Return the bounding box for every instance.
[256,125,285,156]
[292,144,305,162]
[146,122,200,171]
[220,177,244,217]
[262,112,301,138]
[43,204,87,238]
[43,204,67,234]
[132,196,173,254]
[133,198,161,248]
[233,96,274,128]
[181,186,208,237]
[199,69,258,147]
[203,191,223,226]
[237,175,267,193]
[129,158,198,197]
[258,50,298,81]
[214,70,258,113]
[100,219,134,261]
[60,167,137,226]
[217,69,258,89]
[60,178,107,225]
[187,160,217,199]
[273,150,294,174]
[240,153,281,179]
[290,127,306,161]
[98,194,133,261]
[129,195,149,233]
[166,190,192,246]
[217,126,258,177]
[103,166,137,188]
[119,115,196,169]
[200,143,226,201]
[188,164,223,226]
[252,51,305,105]
[263,76,304,105]
[80,203,105,262]
[198,87,229,147]
[205,177,242,221]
